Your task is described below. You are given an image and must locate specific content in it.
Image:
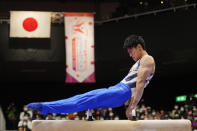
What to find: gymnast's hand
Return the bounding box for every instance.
[126,105,135,119]
[126,107,131,118]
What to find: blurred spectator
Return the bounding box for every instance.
[159,110,165,119]
[20,105,33,121]
[140,104,147,114]
[180,106,187,119]
[193,106,197,117]
[68,113,75,120]
[18,116,32,131]
[108,108,114,120]
[187,110,193,120]
[53,114,61,120]
[95,110,101,120]
[62,114,70,120]
[78,111,85,120]
[6,102,18,130]
[46,113,54,120]
[187,94,197,110]
[33,112,44,120]
[136,105,141,118]
[100,116,104,120]
[73,112,82,120]
[100,108,109,120]
[114,115,120,120]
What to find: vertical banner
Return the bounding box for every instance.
[64,12,95,83]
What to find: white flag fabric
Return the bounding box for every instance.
[65,12,95,83]
[10,11,51,38]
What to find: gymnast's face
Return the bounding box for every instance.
[127,44,142,62]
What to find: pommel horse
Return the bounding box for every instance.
[32,119,192,131]
[32,109,192,131]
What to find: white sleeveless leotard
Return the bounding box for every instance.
[121,58,154,97]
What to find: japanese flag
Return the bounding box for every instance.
[10,11,51,38]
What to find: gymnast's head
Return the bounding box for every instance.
[123,34,146,62]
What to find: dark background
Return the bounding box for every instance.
[0,0,197,112]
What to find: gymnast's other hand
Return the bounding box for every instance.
[126,104,136,119]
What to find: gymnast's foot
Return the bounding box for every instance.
[26,103,43,112]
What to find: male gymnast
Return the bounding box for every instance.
[27,34,155,119]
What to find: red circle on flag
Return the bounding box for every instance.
[23,17,38,32]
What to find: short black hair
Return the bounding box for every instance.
[123,34,146,50]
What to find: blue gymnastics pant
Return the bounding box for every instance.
[26,82,132,114]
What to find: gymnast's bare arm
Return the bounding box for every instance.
[126,55,155,118]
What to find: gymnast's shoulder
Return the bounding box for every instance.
[141,54,155,66]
